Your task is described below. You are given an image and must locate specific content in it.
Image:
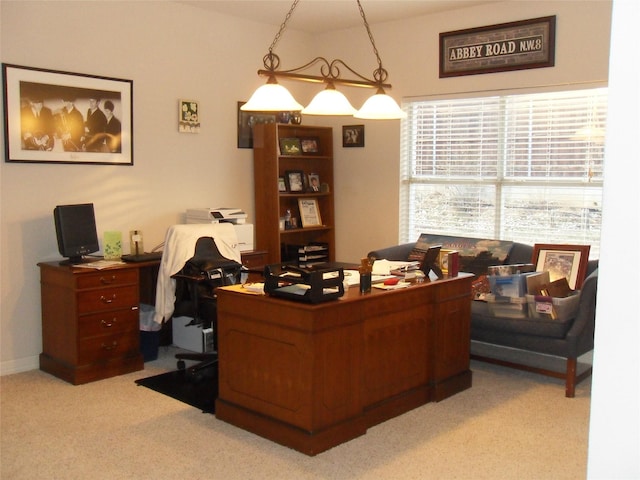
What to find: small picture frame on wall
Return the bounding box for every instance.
[343,125,364,147]
[179,99,200,133]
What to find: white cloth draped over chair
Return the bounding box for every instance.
[154,223,241,325]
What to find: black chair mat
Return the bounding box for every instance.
[135,367,217,414]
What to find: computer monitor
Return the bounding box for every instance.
[53,203,100,264]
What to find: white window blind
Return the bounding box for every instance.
[400,87,607,259]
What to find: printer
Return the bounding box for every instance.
[186,208,253,252]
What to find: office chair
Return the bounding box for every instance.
[171,236,243,380]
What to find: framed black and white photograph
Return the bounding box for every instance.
[532,243,590,290]
[298,198,322,227]
[285,170,304,192]
[278,176,287,192]
[343,124,364,147]
[2,63,133,165]
[237,101,277,148]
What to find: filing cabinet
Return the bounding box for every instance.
[38,262,144,384]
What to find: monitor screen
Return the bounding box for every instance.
[53,203,100,264]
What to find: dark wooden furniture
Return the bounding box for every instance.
[38,250,266,385]
[253,123,335,265]
[215,274,473,455]
[37,260,158,384]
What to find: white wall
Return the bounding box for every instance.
[587,1,640,477]
[0,0,316,372]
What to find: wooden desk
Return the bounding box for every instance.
[215,274,473,455]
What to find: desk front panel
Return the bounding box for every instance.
[216,274,473,455]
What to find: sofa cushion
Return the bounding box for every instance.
[471,300,574,339]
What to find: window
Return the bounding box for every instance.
[400,87,607,259]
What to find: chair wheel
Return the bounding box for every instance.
[177,360,186,370]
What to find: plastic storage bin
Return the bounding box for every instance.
[139,303,160,362]
[526,292,581,321]
[489,272,534,297]
[486,294,528,319]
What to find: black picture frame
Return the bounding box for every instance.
[285,170,305,192]
[2,63,133,165]
[237,101,277,149]
[300,137,320,154]
[439,16,556,78]
[279,137,302,155]
[343,124,364,147]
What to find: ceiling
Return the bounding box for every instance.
[179,0,494,33]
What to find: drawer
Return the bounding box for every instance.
[78,331,140,364]
[76,269,138,289]
[78,308,139,339]
[241,251,268,269]
[77,285,139,314]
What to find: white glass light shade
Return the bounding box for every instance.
[302,87,357,115]
[241,82,303,112]
[354,91,407,120]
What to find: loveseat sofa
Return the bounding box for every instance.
[368,234,598,397]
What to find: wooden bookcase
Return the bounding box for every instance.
[253,123,335,265]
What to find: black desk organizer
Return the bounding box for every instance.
[264,264,345,303]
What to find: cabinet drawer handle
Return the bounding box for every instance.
[101,318,117,328]
[100,294,116,304]
[100,275,117,285]
[101,341,118,350]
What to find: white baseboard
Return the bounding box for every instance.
[0,355,39,376]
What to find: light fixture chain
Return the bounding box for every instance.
[357,0,381,67]
[269,0,300,54]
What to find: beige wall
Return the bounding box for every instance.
[0,1,612,370]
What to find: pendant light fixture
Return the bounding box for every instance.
[241,0,406,120]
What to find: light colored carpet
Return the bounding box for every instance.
[1,346,591,480]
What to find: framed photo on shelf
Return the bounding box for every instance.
[278,176,287,192]
[298,198,322,227]
[2,63,133,165]
[342,124,364,147]
[300,137,319,154]
[307,173,321,192]
[285,170,305,192]
[279,137,302,155]
[532,244,590,290]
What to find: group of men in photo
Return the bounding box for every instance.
[21,94,122,153]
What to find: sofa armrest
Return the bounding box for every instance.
[368,242,416,262]
[565,268,598,356]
